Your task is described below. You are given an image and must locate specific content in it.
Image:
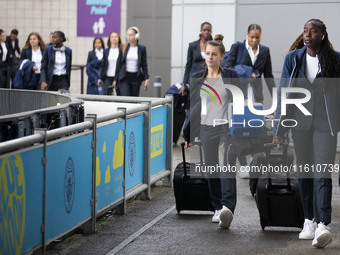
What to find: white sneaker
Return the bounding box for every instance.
[299,219,317,239]
[212,209,221,223]
[218,206,233,229]
[312,223,332,248]
[239,166,249,179]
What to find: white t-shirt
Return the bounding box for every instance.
[246,39,259,65]
[306,53,320,83]
[126,46,138,73]
[106,48,119,77]
[32,47,42,73]
[53,51,67,75]
[1,42,8,62]
[95,48,103,60]
[200,78,229,126]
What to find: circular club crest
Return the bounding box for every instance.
[128,132,136,176]
[64,157,75,214]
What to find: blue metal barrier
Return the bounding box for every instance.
[0,92,173,255]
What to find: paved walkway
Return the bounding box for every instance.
[47,140,340,255]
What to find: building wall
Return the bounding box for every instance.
[127,0,172,97]
[172,0,340,104]
[171,0,237,85]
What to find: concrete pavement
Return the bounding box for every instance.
[46,140,340,255]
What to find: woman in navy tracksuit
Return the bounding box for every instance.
[115,27,149,96]
[100,31,121,95]
[273,19,340,248]
[20,32,46,89]
[40,31,72,91]
[86,37,105,95]
[183,40,242,230]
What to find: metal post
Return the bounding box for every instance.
[115,108,127,215]
[34,128,47,255]
[163,95,173,187]
[153,76,162,98]
[86,114,97,234]
[81,66,85,94]
[141,101,151,200]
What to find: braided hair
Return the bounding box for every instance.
[306,19,340,77]
[288,32,304,52]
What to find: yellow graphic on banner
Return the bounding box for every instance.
[113,130,124,169]
[151,124,163,158]
[105,165,110,184]
[96,156,101,186]
[0,154,26,255]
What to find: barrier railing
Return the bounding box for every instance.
[0,64,86,93]
[0,93,173,255]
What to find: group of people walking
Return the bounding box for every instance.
[0,26,149,97]
[0,29,72,91]
[182,18,340,249]
[86,27,149,97]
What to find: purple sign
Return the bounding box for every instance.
[77,0,121,37]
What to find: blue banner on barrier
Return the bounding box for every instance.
[96,121,125,211]
[125,115,144,191]
[45,134,93,241]
[151,106,167,176]
[1,148,44,255]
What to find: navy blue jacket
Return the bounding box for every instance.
[21,47,44,61]
[115,44,149,83]
[86,58,104,95]
[183,39,205,85]
[183,66,242,143]
[86,50,101,65]
[40,45,72,89]
[6,36,20,56]
[225,41,275,103]
[274,46,340,137]
[13,59,38,89]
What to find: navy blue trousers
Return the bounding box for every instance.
[292,129,336,224]
[200,124,237,212]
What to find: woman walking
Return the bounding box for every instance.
[273,19,340,248]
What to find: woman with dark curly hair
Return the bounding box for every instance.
[273,19,340,248]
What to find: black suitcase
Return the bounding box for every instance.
[173,142,214,213]
[256,143,304,230]
[249,146,295,196]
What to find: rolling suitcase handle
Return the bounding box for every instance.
[264,143,291,190]
[181,141,205,179]
[180,142,188,179]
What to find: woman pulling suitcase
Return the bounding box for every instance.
[273,19,340,248]
[183,40,242,229]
